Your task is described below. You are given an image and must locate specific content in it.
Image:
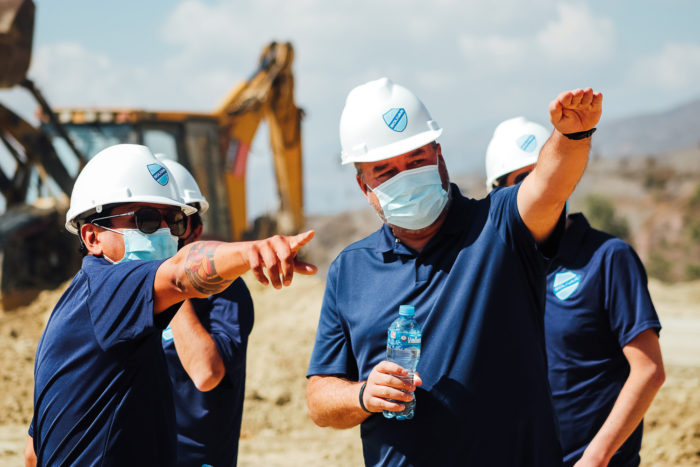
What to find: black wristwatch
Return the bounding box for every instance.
[563,128,597,140]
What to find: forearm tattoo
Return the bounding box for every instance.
[184,242,231,295]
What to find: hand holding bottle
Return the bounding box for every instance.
[361,361,422,414]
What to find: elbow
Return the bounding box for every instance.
[192,366,225,392]
[306,383,330,427]
[308,408,330,428]
[306,398,327,427]
[649,363,666,390]
[636,360,666,391]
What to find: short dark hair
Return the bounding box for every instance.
[493,174,509,189]
[188,212,202,232]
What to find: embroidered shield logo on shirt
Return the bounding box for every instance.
[553,271,582,300]
[147,163,169,186]
[383,108,408,132]
[162,326,174,341]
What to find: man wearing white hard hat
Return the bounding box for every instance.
[28,144,315,465]
[487,118,664,467]
[306,78,602,466]
[156,155,254,466]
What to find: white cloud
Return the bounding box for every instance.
[631,43,700,90]
[457,3,615,75]
[458,34,529,71]
[536,3,615,62]
[29,42,150,108]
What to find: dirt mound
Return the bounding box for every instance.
[0,282,64,426]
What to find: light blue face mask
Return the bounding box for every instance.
[370,164,449,230]
[104,227,178,264]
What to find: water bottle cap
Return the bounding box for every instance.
[399,305,415,317]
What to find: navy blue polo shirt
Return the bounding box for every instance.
[308,184,562,467]
[32,255,179,466]
[162,278,254,467]
[546,213,661,466]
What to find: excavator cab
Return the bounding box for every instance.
[42,112,233,241]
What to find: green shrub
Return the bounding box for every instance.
[687,184,700,211]
[646,251,672,282]
[685,263,700,281]
[582,195,631,242]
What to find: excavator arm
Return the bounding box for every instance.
[0,0,84,308]
[215,41,304,240]
[0,102,77,200]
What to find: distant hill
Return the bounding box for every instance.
[592,97,700,159]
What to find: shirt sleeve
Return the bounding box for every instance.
[197,278,254,382]
[85,259,165,351]
[488,185,554,274]
[604,240,662,347]
[307,260,356,379]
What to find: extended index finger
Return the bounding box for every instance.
[288,230,315,253]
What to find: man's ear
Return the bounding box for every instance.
[436,144,450,187]
[356,173,370,198]
[81,223,103,256]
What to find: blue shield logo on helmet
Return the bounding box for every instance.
[517,134,538,152]
[147,163,169,186]
[553,270,582,300]
[383,108,408,132]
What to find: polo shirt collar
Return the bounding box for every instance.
[557,212,590,262]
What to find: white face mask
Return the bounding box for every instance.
[369,164,449,230]
[104,228,178,264]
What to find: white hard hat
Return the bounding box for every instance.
[485,117,550,190]
[154,154,209,214]
[65,144,197,234]
[339,77,443,165]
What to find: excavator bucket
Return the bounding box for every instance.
[0,0,34,88]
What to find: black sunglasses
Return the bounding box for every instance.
[92,207,187,236]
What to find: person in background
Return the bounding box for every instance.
[306,77,602,466]
[27,144,315,466]
[157,155,254,466]
[486,117,665,467]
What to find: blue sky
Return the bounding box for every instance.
[3,0,700,217]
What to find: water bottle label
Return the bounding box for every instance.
[388,330,421,348]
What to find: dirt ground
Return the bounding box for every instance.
[0,273,698,466]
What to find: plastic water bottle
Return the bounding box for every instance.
[383,304,421,420]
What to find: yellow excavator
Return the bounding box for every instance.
[0,0,304,308]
